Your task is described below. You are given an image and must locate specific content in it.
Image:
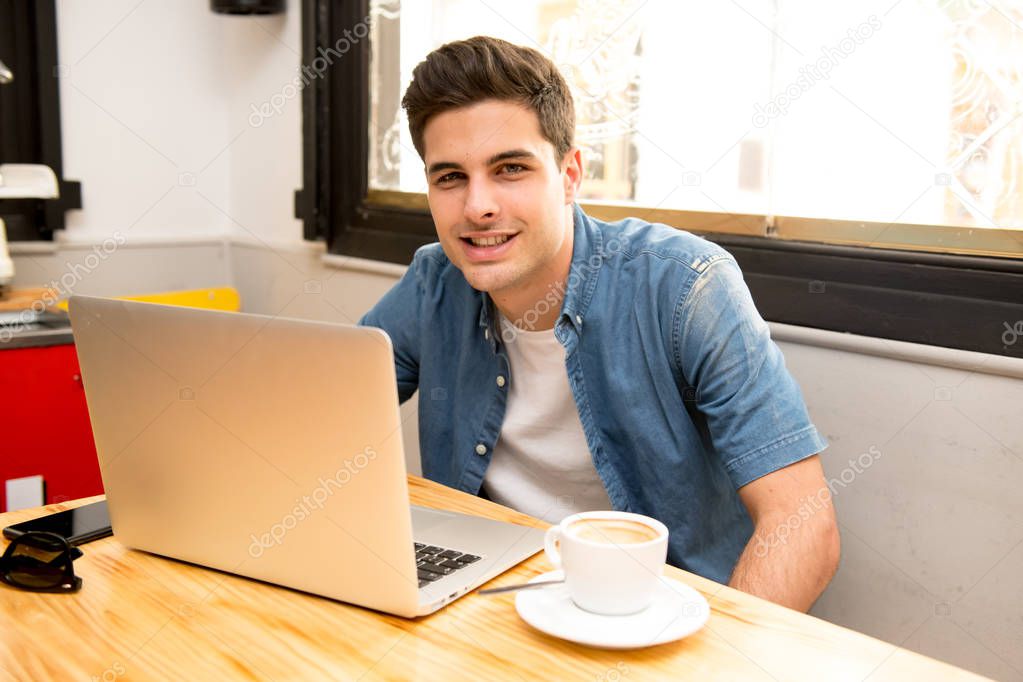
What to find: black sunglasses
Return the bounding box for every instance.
[0,531,83,593]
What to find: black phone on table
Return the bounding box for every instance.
[2,500,112,546]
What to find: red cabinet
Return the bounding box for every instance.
[0,343,103,511]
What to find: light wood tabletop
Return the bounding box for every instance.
[0,476,987,681]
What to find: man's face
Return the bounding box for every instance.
[422,99,580,297]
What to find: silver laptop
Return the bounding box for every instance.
[68,295,544,617]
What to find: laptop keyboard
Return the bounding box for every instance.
[415,542,482,588]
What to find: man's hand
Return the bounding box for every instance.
[728,455,840,612]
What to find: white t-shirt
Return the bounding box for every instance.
[482,316,613,523]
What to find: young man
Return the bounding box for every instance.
[360,36,839,612]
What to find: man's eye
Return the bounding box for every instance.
[436,173,463,184]
[502,164,525,174]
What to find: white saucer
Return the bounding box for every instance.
[515,570,710,649]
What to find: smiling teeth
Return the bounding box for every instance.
[470,235,510,247]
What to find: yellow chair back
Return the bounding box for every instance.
[57,287,241,312]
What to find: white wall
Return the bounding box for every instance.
[9,2,1021,679]
[12,0,306,295]
[10,239,230,296]
[56,1,234,243]
[220,5,305,247]
[778,331,1023,681]
[54,0,304,247]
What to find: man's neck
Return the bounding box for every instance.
[491,208,575,331]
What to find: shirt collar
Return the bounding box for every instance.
[559,203,603,332]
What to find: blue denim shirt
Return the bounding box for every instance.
[360,204,827,584]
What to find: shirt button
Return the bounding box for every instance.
[484,328,490,340]
[496,375,506,388]
[475,443,487,456]
[575,315,583,325]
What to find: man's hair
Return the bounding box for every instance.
[401,36,575,162]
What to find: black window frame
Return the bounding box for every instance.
[298,0,1023,359]
[0,0,81,241]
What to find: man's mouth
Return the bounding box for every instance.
[463,234,513,247]
[458,232,518,261]
[460,233,515,246]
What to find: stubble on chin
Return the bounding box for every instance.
[462,261,527,296]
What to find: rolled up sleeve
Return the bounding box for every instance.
[674,257,827,489]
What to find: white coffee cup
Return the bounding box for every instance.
[544,511,669,615]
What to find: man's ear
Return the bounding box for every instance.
[562,147,583,204]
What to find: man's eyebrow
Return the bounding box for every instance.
[426,150,537,176]
[426,161,463,175]
[486,149,537,165]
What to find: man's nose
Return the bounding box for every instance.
[463,179,500,224]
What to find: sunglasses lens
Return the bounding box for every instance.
[7,559,65,588]
[3,534,74,590]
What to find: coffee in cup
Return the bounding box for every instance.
[544,511,669,615]
[566,518,661,545]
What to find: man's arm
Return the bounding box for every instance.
[728,454,840,612]
[670,253,833,600]
[358,250,432,403]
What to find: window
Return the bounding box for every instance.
[299,0,1023,357]
[0,0,80,241]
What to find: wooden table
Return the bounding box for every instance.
[0,476,986,681]
[0,286,60,313]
